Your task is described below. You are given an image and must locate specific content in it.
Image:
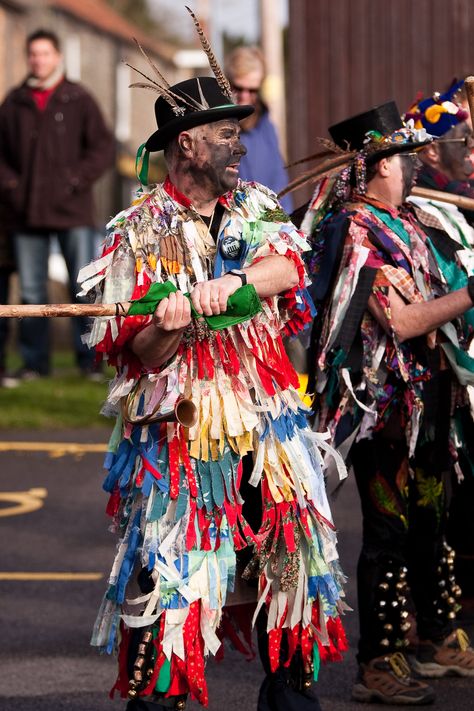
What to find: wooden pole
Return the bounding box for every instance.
[410,186,474,212]
[0,303,130,318]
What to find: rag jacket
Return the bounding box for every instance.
[79,178,348,706]
[306,193,474,474]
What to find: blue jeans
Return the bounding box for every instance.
[0,267,11,371]
[13,227,96,374]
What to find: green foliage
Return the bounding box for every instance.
[0,352,112,429]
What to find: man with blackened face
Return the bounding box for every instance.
[175,119,247,197]
[82,71,338,711]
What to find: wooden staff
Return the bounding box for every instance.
[0,302,131,318]
[410,186,474,212]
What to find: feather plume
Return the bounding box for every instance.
[278,151,356,197]
[126,62,193,114]
[185,5,233,101]
[285,138,346,169]
[132,37,171,90]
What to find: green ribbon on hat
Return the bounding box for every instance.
[127,279,262,330]
[135,142,150,185]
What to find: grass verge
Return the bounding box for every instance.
[0,352,113,429]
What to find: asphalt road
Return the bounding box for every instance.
[1,428,473,711]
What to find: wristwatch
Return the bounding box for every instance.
[228,269,247,286]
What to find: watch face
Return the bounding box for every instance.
[220,235,242,260]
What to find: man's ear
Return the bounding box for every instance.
[377,156,392,178]
[178,131,194,158]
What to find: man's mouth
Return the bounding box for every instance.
[227,162,240,173]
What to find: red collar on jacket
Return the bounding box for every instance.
[353,192,401,219]
[163,175,230,210]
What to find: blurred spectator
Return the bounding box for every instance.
[0,220,17,387]
[0,28,115,379]
[225,46,293,213]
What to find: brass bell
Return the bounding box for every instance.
[176,701,187,710]
[441,591,449,599]
[127,689,138,700]
[391,600,399,608]
[379,600,387,607]
[447,596,456,606]
[396,582,405,591]
[383,623,394,632]
[448,611,457,620]
[378,613,386,620]
[386,571,394,579]
[380,638,390,647]
[401,621,412,632]
[400,610,409,619]
[142,631,153,643]
[147,668,154,678]
[379,582,389,591]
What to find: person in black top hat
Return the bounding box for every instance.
[80,10,346,711]
[291,100,474,704]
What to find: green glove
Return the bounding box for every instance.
[127,280,262,331]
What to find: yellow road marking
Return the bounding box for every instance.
[0,572,103,581]
[0,487,48,517]
[0,441,107,457]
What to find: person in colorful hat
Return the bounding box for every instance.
[406,81,474,666]
[78,13,347,711]
[298,100,474,704]
[406,79,474,238]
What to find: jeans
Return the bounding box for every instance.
[0,267,10,371]
[14,227,96,374]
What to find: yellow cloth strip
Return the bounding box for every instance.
[0,442,107,454]
[0,572,103,581]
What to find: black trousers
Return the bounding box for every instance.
[351,427,454,664]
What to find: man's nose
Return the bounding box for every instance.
[235,140,247,157]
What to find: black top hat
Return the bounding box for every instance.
[145,77,254,152]
[329,101,431,162]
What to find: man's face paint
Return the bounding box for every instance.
[187,119,246,195]
[438,123,473,182]
[398,153,421,202]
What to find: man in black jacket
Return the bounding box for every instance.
[0,28,115,378]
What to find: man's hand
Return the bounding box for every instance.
[190,274,241,316]
[152,290,192,332]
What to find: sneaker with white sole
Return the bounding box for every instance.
[411,629,474,678]
[352,652,435,705]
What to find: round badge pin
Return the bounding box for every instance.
[220,235,242,260]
